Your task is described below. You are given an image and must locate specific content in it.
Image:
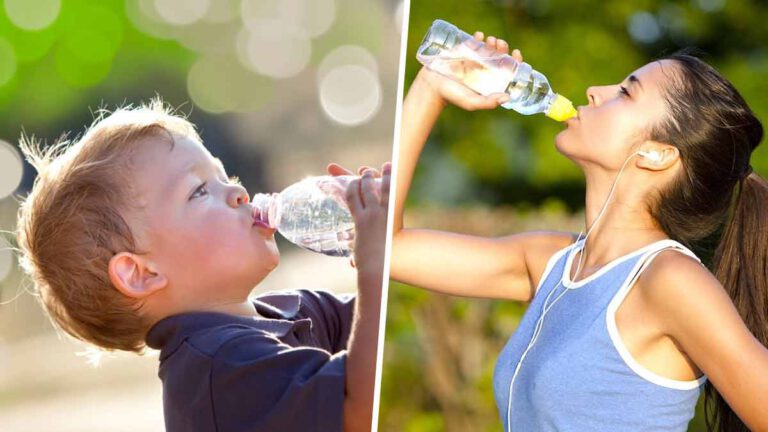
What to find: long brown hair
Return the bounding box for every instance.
[647,50,766,431]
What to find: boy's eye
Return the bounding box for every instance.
[190,182,208,200]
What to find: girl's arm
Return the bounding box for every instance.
[642,251,768,431]
[391,36,575,302]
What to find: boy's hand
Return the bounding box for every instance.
[327,163,382,179]
[343,162,390,281]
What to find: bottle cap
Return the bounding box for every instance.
[546,94,577,122]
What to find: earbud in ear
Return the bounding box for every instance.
[637,150,662,163]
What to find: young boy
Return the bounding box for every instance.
[15,99,389,432]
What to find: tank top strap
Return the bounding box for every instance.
[625,239,701,287]
[604,238,708,390]
[531,240,579,298]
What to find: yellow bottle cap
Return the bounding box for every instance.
[546,94,577,122]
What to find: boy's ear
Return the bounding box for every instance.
[108,252,168,299]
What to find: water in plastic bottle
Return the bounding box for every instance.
[252,175,371,257]
[416,19,576,121]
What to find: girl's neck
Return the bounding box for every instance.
[579,168,668,269]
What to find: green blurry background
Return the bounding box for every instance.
[381,0,767,431]
[0,0,402,430]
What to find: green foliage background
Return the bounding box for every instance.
[381,0,767,431]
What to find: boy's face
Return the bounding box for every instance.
[128,133,279,313]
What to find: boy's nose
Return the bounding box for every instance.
[229,185,250,207]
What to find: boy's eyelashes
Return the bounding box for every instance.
[189,182,208,200]
[188,176,242,201]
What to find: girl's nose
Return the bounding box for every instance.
[586,86,601,107]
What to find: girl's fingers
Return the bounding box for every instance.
[473,31,484,41]
[497,39,509,54]
[512,48,523,62]
[486,36,497,50]
[466,92,509,110]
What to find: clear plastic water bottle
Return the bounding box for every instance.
[416,19,577,122]
[251,175,379,257]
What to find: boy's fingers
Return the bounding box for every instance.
[345,178,364,215]
[357,166,381,178]
[327,163,354,176]
[360,170,377,208]
[356,166,372,175]
[473,31,484,41]
[380,164,391,207]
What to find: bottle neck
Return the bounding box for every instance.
[251,192,279,228]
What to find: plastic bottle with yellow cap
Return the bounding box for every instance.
[416,19,577,122]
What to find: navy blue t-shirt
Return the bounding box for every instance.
[145,289,355,432]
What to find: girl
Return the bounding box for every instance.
[388,32,768,431]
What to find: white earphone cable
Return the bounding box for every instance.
[505,150,643,431]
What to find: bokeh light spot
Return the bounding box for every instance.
[154,0,209,26]
[694,0,725,12]
[236,21,311,79]
[241,0,335,39]
[4,0,60,31]
[279,0,336,38]
[240,0,280,24]
[627,12,662,44]
[202,0,239,23]
[0,140,23,199]
[0,39,17,88]
[318,45,378,81]
[319,65,381,126]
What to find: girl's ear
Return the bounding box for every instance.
[108,252,168,299]
[637,142,679,171]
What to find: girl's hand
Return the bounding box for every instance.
[415,32,524,111]
[343,163,390,280]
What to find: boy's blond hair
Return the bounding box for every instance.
[16,98,200,353]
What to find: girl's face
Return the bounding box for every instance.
[555,59,677,171]
[129,134,279,309]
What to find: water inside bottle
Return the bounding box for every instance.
[502,69,551,114]
[418,39,552,114]
[277,177,356,257]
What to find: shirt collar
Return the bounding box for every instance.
[145,292,303,358]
